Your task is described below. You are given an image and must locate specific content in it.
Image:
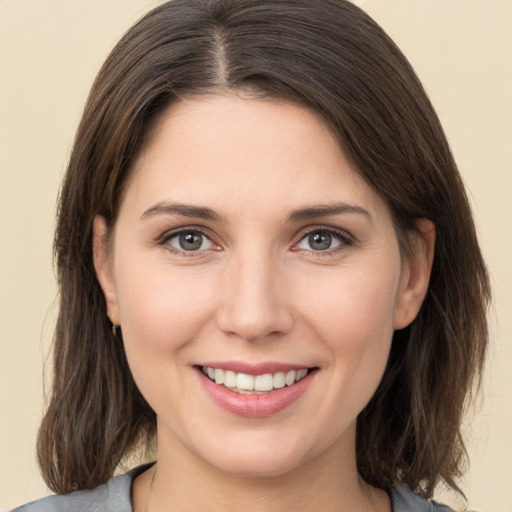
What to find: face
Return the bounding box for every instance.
[94,95,432,478]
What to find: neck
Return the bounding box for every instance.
[133,423,390,512]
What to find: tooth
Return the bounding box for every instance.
[236,373,254,390]
[273,371,285,389]
[296,369,308,381]
[205,367,309,391]
[236,388,256,395]
[224,370,236,388]
[254,373,274,392]
[285,370,296,386]
[214,368,224,385]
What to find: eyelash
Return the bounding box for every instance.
[158,226,354,258]
[158,227,217,257]
[292,226,354,258]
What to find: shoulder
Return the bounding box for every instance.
[391,486,456,512]
[10,464,153,512]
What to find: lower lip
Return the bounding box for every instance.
[198,369,316,418]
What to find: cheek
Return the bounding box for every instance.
[297,264,399,393]
[112,259,220,422]
[113,254,218,358]
[301,265,399,341]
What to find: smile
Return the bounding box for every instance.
[201,366,310,394]
[197,363,317,417]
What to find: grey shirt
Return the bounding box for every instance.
[11,464,455,511]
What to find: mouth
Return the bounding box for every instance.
[195,363,317,417]
[200,366,312,394]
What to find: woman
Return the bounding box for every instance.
[13,0,490,510]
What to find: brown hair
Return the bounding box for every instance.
[38,0,490,498]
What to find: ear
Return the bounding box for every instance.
[393,219,436,330]
[92,216,120,325]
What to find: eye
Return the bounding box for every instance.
[165,230,216,252]
[295,228,351,252]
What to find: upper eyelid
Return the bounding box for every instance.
[295,225,354,243]
[159,225,215,242]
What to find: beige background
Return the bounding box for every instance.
[1,0,511,510]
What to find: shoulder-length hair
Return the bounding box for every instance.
[38,0,490,498]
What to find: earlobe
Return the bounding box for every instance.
[92,216,120,325]
[393,219,436,330]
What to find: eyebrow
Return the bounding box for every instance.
[140,201,372,224]
[141,202,225,222]
[286,203,373,223]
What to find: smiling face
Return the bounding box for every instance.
[94,94,432,480]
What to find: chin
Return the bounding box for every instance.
[204,448,307,479]
[187,425,329,480]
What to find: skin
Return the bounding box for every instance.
[93,94,435,512]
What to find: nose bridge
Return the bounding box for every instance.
[216,245,293,341]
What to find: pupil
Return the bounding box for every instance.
[179,232,202,251]
[309,232,331,250]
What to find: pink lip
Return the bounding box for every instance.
[197,361,310,375]
[196,366,316,418]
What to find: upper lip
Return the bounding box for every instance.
[196,361,313,375]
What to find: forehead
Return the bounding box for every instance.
[123,94,388,221]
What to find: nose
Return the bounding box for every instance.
[215,251,294,342]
